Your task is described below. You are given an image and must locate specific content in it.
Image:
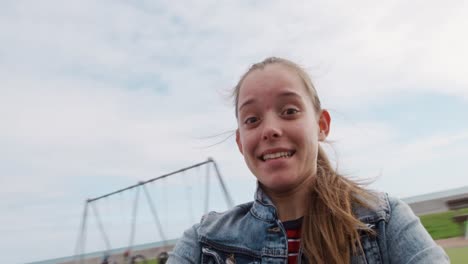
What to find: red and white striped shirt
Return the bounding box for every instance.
[282,217,303,264]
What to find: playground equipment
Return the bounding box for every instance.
[74,158,233,264]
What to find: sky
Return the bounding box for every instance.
[1,0,467,263]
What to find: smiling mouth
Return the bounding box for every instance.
[260,150,296,161]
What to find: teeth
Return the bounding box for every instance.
[263,151,292,161]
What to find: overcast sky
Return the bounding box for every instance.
[1,1,467,263]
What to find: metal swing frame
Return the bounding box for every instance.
[74,158,234,264]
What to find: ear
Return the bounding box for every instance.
[318,109,331,141]
[235,129,244,155]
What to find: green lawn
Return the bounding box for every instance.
[419,209,468,263]
[419,208,468,240]
[446,246,468,264]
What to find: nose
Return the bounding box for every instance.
[261,116,282,141]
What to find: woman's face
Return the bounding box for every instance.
[236,64,330,193]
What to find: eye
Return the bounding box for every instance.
[244,116,259,124]
[281,108,299,115]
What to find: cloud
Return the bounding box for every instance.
[1,0,467,263]
[329,118,468,197]
[3,0,466,104]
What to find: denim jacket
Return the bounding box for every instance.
[169,186,449,263]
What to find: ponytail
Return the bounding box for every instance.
[301,146,375,263]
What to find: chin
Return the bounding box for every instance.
[258,175,300,192]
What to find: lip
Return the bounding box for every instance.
[257,148,296,161]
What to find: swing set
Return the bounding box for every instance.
[74,158,234,264]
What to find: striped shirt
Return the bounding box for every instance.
[282,217,303,264]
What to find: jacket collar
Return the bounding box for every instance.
[250,182,390,224]
[250,183,279,221]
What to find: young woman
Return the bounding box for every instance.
[168,57,449,263]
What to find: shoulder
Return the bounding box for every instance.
[386,195,418,223]
[168,202,255,263]
[202,201,254,222]
[353,191,391,224]
[353,191,417,224]
[381,194,450,263]
[354,193,449,262]
[353,192,433,229]
[198,201,254,235]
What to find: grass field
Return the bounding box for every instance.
[419,208,468,240]
[419,209,468,262]
[446,246,468,264]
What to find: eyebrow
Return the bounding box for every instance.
[238,91,302,112]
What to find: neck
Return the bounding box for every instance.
[263,176,313,222]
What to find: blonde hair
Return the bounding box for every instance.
[233,57,375,263]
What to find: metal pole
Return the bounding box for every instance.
[204,162,210,214]
[74,158,225,261]
[88,160,212,202]
[142,185,167,243]
[209,157,234,208]
[128,186,141,251]
[90,203,112,251]
[74,201,89,264]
